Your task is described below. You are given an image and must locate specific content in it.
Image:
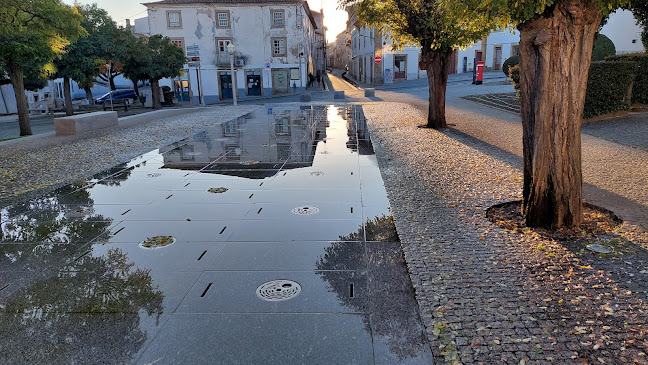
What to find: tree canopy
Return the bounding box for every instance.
[0,0,85,135]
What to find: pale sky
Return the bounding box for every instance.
[63,0,348,43]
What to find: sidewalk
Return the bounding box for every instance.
[363,101,648,363]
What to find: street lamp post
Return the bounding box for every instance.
[227,43,237,106]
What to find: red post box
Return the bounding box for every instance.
[475,61,485,85]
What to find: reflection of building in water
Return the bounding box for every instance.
[342,105,374,155]
[161,106,325,174]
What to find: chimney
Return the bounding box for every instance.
[126,19,132,30]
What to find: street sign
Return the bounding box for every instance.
[186,50,200,57]
[265,63,271,69]
[189,56,200,62]
[188,61,201,67]
[186,44,200,51]
[374,56,382,64]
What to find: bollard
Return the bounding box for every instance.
[300,93,312,102]
[364,88,375,97]
[334,91,345,99]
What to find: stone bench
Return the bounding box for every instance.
[54,111,118,135]
[364,88,375,97]
[334,91,345,99]
[300,93,312,102]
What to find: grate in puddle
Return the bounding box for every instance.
[256,280,302,301]
[309,171,325,177]
[208,187,228,194]
[291,206,320,215]
[140,236,176,249]
[145,173,163,178]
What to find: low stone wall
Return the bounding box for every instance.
[54,111,118,135]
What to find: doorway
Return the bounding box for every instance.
[219,71,233,99]
[494,46,503,70]
[394,55,407,80]
[246,71,262,96]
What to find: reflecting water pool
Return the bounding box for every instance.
[0,105,432,364]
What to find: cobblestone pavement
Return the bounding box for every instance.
[363,103,648,364]
[462,93,521,114]
[0,105,257,203]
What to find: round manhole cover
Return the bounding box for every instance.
[140,236,176,249]
[145,173,163,178]
[292,206,320,215]
[256,280,302,301]
[586,244,612,254]
[207,187,228,194]
[309,171,325,177]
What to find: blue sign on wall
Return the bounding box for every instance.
[267,107,273,115]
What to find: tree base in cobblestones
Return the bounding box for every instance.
[487,200,622,242]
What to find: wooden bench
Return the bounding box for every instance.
[102,98,130,111]
[54,111,118,135]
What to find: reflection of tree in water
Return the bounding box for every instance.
[317,215,429,361]
[338,214,400,242]
[1,179,113,244]
[1,168,165,363]
[0,248,164,364]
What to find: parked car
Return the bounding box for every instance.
[94,89,137,104]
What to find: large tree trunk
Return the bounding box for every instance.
[132,80,140,97]
[63,76,73,116]
[420,50,452,129]
[84,86,93,104]
[7,62,31,136]
[518,0,602,229]
[150,78,162,110]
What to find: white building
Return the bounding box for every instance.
[143,0,320,104]
[455,9,644,74]
[345,5,424,85]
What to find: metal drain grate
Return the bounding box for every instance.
[256,280,302,301]
[292,206,320,215]
[145,173,163,178]
[309,171,325,177]
[208,187,228,194]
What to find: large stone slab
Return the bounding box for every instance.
[54,111,118,135]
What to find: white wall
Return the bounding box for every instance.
[601,9,645,54]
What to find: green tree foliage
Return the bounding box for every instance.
[122,35,185,109]
[54,4,115,109]
[591,33,616,61]
[339,0,499,128]
[0,0,85,135]
[94,24,136,91]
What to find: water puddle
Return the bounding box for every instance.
[0,105,431,364]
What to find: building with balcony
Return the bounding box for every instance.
[143,0,320,104]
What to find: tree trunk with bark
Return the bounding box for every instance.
[150,78,162,110]
[132,80,140,97]
[419,49,452,129]
[518,0,602,228]
[84,86,94,104]
[8,62,32,136]
[63,76,73,116]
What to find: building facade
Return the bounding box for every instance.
[143,0,320,104]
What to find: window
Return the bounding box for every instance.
[272,37,287,57]
[217,11,230,28]
[271,9,285,27]
[275,117,290,135]
[226,146,240,159]
[511,44,519,57]
[167,11,182,28]
[223,120,237,136]
[216,39,232,54]
[277,145,291,160]
[170,38,185,52]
